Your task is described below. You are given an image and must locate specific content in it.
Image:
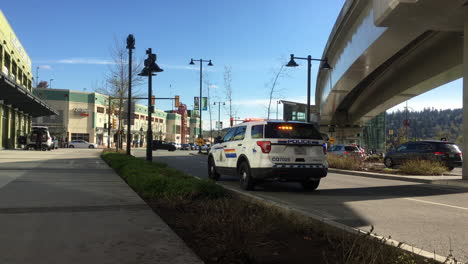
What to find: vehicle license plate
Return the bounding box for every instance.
[449,154,454,158]
[294,147,306,155]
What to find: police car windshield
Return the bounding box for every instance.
[264,123,322,140]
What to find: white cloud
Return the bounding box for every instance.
[39,65,52,70]
[57,58,115,65]
[160,64,198,71]
[35,58,115,65]
[159,64,216,72]
[208,84,218,89]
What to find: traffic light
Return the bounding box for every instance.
[112,118,117,129]
[174,95,180,108]
[230,117,234,127]
[151,95,155,106]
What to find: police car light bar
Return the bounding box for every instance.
[244,118,264,122]
[278,125,293,130]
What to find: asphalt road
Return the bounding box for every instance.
[135,149,468,262]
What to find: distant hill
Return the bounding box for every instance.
[386,108,463,146]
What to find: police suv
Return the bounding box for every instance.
[208,120,328,191]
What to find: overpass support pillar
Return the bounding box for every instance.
[332,126,363,146]
[463,14,468,180]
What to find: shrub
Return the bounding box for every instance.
[399,159,448,176]
[327,154,364,171]
[101,152,226,200]
[365,154,384,163]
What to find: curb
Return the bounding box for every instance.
[328,168,468,189]
[220,184,458,264]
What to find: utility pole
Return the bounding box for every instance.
[139,48,163,161]
[189,58,213,153]
[126,34,135,156]
[214,101,225,137]
[108,97,112,148]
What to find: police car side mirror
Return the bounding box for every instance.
[214,136,223,144]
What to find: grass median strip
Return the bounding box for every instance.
[101,151,443,264]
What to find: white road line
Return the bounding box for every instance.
[404,198,468,211]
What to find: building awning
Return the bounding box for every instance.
[0,73,58,117]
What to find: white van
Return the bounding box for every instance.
[26,126,54,151]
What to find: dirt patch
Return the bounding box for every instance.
[145,196,435,264]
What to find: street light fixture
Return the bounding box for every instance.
[214,101,225,136]
[276,100,281,120]
[285,54,331,123]
[126,34,135,156]
[139,48,163,161]
[189,58,213,153]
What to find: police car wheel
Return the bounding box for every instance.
[208,157,220,181]
[239,162,255,191]
[301,180,320,191]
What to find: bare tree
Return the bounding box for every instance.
[203,73,214,141]
[95,36,144,149]
[223,66,238,123]
[266,64,288,119]
[37,81,49,88]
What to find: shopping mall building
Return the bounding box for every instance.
[0,10,57,149]
[33,88,201,147]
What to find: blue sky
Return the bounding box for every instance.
[1,0,462,128]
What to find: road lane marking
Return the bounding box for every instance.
[404,198,468,211]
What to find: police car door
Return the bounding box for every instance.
[212,126,238,168]
[226,125,247,168]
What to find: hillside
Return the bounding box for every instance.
[386,108,463,145]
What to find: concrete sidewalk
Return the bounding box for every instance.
[0,149,202,264]
[329,168,468,189]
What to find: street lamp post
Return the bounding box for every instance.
[126,34,135,156]
[36,66,39,87]
[189,58,213,153]
[276,100,281,120]
[213,101,225,136]
[286,54,331,123]
[49,79,54,89]
[139,48,163,161]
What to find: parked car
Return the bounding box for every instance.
[52,137,59,149]
[68,140,98,149]
[26,126,54,151]
[188,143,197,150]
[327,144,364,158]
[384,140,463,170]
[152,140,176,151]
[181,143,190,150]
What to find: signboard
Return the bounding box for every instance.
[201,97,208,111]
[197,137,205,146]
[328,137,335,144]
[194,97,200,110]
[194,97,208,111]
[216,121,223,129]
[73,108,90,117]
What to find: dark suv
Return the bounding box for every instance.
[384,141,462,170]
[152,140,176,151]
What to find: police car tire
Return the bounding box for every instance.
[301,180,320,191]
[208,157,220,181]
[239,161,255,191]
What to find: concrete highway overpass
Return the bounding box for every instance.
[315,0,468,179]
